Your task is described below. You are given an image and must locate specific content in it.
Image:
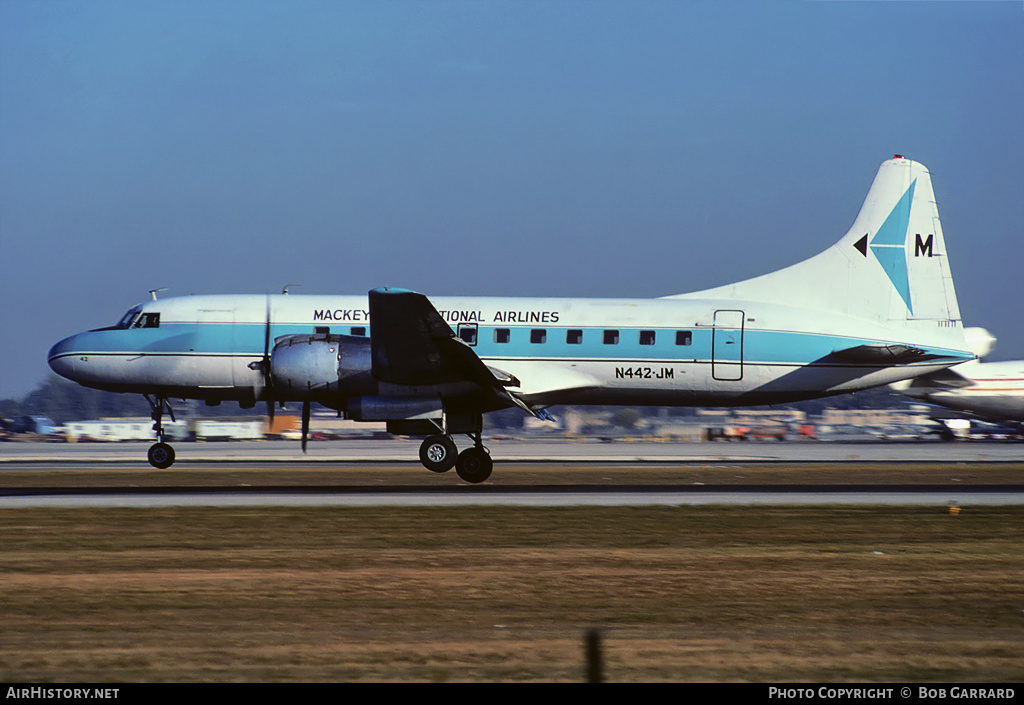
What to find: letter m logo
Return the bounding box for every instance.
[915,233,934,257]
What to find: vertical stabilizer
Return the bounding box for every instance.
[668,157,963,328]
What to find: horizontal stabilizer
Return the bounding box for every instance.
[831,343,943,365]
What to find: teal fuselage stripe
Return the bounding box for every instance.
[49,323,969,366]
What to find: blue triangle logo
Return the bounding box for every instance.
[868,180,916,314]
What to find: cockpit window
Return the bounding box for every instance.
[115,306,142,329]
[134,313,160,328]
[113,307,159,329]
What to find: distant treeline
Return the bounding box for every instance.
[1,377,154,425]
[1,376,912,427]
[0,377,271,425]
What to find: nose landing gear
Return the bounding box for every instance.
[145,394,176,469]
[147,441,175,469]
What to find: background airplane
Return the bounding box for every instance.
[48,157,975,482]
[892,327,1024,435]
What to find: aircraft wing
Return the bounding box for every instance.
[367,287,535,414]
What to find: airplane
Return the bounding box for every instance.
[48,155,976,482]
[891,327,1024,431]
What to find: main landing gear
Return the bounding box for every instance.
[418,432,493,483]
[145,394,176,469]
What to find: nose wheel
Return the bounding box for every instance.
[148,442,175,469]
[144,394,177,469]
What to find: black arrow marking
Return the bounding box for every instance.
[854,233,868,257]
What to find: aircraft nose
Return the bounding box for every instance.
[47,335,80,381]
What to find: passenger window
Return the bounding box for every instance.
[566,329,583,345]
[458,324,478,346]
[494,328,510,344]
[351,327,366,336]
[531,329,547,344]
[676,331,692,346]
[603,330,619,345]
[315,327,330,335]
[639,330,656,345]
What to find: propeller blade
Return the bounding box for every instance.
[264,295,272,359]
[301,401,310,453]
[264,295,275,423]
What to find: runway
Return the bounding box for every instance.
[3,487,1021,508]
[3,437,1023,464]
[2,439,1021,507]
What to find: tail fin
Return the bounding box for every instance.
[667,156,963,328]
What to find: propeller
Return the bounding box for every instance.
[249,293,309,450]
[249,295,311,453]
[248,295,276,423]
[263,295,275,423]
[301,400,310,453]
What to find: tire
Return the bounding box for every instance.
[148,442,175,469]
[419,434,457,472]
[455,447,493,484]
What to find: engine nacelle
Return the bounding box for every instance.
[346,395,444,421]
[269,333,372,399]
[346,395,479,435]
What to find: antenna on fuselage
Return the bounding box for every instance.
[149,288,168,301]
[282,284,301,295]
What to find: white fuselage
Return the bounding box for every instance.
[48,293,974,410]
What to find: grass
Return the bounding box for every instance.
[1,505,1022,682]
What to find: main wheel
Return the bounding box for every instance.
[455,447,493,484]
[148,442,175,469]
[419,434,457,472]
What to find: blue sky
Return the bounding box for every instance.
[1,0,1022,399]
